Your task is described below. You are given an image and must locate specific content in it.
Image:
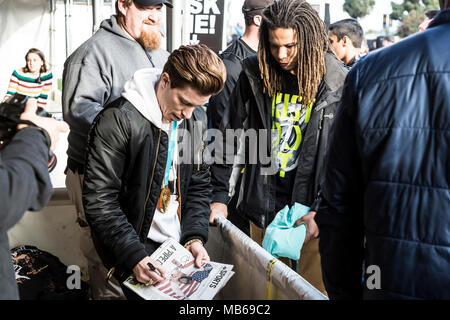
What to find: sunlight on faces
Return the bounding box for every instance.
[119,1,163,50]
[26,53,44,75]
[157,73,211,123]
[268,28,298,75]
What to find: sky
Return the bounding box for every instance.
[335,0,404,34]
[227,0,405,37]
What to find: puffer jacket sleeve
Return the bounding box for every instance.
[180,162,211,246]
[226,70,249,131]
[210,70,250,204]
[315,67,365,299]
[209,54,243,205]
[208,53,242,135]
[83,107,147,271]
[180,110,212,245]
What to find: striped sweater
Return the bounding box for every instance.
[4,69,53,108]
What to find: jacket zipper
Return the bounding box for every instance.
[318,109,325,130]
[177,123,183,220]
[139,128,162,236]
[177,163,182,221]
[314,109,325,151]
[198,141,204,171]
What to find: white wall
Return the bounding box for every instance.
[0,0,51,102]
[0,0,116,111]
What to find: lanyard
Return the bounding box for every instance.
[163,121,177,187]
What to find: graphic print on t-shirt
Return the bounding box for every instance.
[271,92,313,178]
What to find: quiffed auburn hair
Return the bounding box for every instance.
[258,0,329,103]
[163,44,226,96]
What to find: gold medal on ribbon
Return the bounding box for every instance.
[159,121,178,214]
[158,185,171,213]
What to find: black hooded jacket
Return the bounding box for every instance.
[216,53,347,228]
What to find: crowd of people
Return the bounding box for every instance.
[1,0,449,300]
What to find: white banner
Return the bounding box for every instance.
[206,216,328,300]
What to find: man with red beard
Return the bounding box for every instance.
[62,0,172,300]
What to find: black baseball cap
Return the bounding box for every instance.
[133,0,173,8]
[242,0,273,16]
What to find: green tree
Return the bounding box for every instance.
[391,0,440,37]
[343,0,375,19]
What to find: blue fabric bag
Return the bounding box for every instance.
[262,202,310,260]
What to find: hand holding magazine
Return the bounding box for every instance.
[123,238,234,300]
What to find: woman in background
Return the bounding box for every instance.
[3,48,53,109]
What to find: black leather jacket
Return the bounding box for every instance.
[82,97,211,280]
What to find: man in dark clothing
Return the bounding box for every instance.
[0,99,68,299]
[215,0,347,294]
[62,0,171,299]
[82,45,226,299]
[208,0,274,234]
[316,2,450,300]
[328,18,364,68]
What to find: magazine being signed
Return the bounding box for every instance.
[123,238,234,300]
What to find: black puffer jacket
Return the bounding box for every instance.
[219,53,347,228]
[83,98,210,280]
[316,9,450,300]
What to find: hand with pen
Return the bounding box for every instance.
[132,256,166,286]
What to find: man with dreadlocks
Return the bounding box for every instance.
[208,0,275,235]
[219,0,347,294]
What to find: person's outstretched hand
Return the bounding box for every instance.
[186,241,210,268]
[18,99,69,150]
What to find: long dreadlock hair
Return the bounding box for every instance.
[258,0,329,103]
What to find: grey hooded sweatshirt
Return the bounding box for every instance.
[62,15,169,172]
